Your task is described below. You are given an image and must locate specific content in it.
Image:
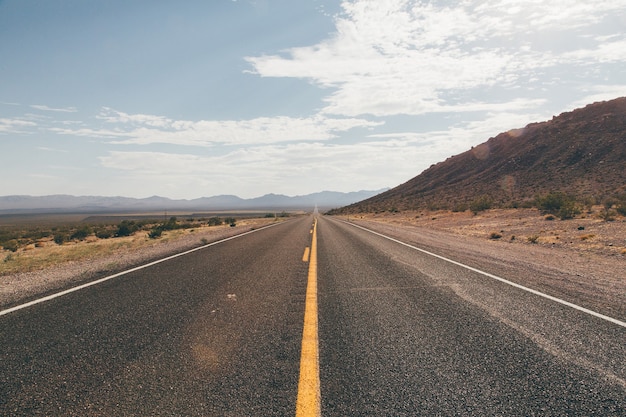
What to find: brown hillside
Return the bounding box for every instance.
[333,97,626,213]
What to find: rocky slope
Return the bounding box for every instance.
[332,97,626,213]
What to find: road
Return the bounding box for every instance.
[1,215,624,416]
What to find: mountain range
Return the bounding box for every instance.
[0,190,387,214]
[331,97,626,214]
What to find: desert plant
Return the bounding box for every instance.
[115,220,138,237]
[527,235,539,244]
[489,232,502,239]
[70,226,91,241]
[148,228,163,239]
[95,229,113,239]
[53,234,67,245]
[600,198,617,221]
[469,196,492,214]
[208,217,222,226]
[3,239,19,252]
[452,202,468,212]
[162,217,179,230]
[535,192,580,220]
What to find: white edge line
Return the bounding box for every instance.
[343,220,626,329]
[0,222,283,317]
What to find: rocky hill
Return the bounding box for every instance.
[331,97,626,214]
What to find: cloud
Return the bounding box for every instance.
[30,104,78,113]
[245,0,626,117]
[54,107,383,146]
[0,118,37,133]
[562,38,626,64]
[37,146,69,153]
[568,85,626,109]
[96,106,539,199]
[98,142,415,198]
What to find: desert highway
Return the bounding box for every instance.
[1,215,624,416]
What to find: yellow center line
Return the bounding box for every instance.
[296,218,321,417]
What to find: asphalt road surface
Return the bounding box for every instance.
[1,215,624,416]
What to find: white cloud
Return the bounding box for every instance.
[246,0,626,117]
[95,106,546,199]
[56,108,384,146]
[49,127,129,139]
[562,38,626,64]
[568,85,626,109]
[30,104,78,113]
[0,118,37,133]
[98,140,425,198]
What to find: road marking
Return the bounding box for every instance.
[345,220,626,329]
[0,222,283,317]
[302,247,310,262]
[296,218,321,417]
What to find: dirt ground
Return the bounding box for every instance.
[345,207,626,257]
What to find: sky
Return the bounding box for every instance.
[1,0,625,200]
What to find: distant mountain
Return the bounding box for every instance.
[0,189,386,214]
[330,97,626,214]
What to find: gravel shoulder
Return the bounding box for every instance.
[0,218,282,310]
[338,208,626,322]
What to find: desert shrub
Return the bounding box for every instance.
[115,220,138,237]
[224,217,236,226]
[599,198,618,221]
[161,217,180,231]
[148,217,184,238]
[452,202,468,212]
[3,239,19,252]
[527,235,539,244]
[95,229,113,239]
[489,232,502,239]
[535,192,580,220]
[580,196,596,213]
[148,228,163,239]
[469,196,492,214]
[54,234,67,245]
[208,217,222,226]
[70,226,91,241]
[264,213,275,218]
[278,211,290,217]
[557,201,581,220]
